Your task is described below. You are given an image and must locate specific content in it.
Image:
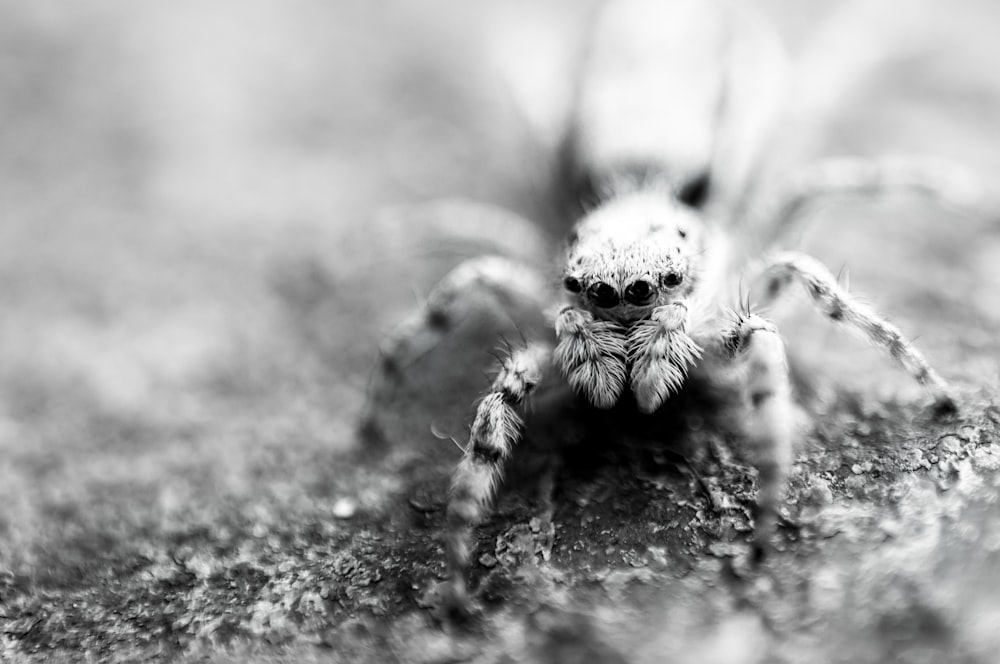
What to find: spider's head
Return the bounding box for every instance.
[562,192,706,324]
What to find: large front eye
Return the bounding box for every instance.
[587,282,619,308]
[624,279,656,305]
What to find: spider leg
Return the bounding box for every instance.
[760,251,956,414]
[363,256,549,430]
[758,155,990,246]
[626,301,703,414]
[553,306,629,409]
[445,341,551,617]
[718,313,793,562]
[376,199,553,265]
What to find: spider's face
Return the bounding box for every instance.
[562,192,705,324]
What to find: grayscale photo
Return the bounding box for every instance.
[1,1,999,662]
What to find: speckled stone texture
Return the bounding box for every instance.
[1,1,999,662]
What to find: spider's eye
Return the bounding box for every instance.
[587,282,619,308]
[563,276,582,293]
[678,172,710,208]
[624,279,656,305]
[662,272,683,288]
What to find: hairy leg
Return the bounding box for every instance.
[757,155,990,246]
[719,313,793,561]
[363,256,549,427]
[553,306,628,409]
[445,342,551,616]
[761,251,956,413]
[627,300,703,414]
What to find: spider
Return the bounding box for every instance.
[364,0,978,617]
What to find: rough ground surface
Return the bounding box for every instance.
[2,1,1000,662]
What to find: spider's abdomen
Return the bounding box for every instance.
[562,0,788,215]
[570,0,724,198]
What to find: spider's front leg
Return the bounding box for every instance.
[445,341,551,616]
[627,301,703,414]
[553,306,628,409]
[761,251,957,414]
[718,313,794,562]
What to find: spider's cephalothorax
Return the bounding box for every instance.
[553,190,717,413]
[367,0,967,618]
[562,192,705,323]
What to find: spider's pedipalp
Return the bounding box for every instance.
[627,301,703,413]
[761,251,957,413]
[718,313,793,561]
[553,306,628,409]
[445,342,551,615]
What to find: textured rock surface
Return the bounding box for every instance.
[1,1,999,662]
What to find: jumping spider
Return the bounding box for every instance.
[366,0,975,616]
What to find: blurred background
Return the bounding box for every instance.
[1,0,999,661]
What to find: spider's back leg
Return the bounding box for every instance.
[753,156,992,248]
[362,255,552,437]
